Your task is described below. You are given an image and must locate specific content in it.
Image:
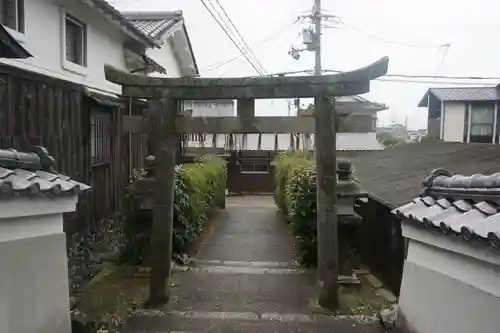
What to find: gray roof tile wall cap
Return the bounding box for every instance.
[462,213,500,239]
[431,173,500,189]
[440,209,487,234]
[423,207,461,228]
[474,201,498,215]
[488,233,500,248]
[452,199,472,212]
[0,148,90,199]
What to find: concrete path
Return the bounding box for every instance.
[121,196,385,333]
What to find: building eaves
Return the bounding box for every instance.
[123,10,200,76]
[78,0,157,48]
[0,147,90,199]
[0,24,32,59]
[392,169,500,249]
[418,87,500,107]
[123,10,183,40]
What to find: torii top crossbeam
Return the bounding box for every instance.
[105,57,389,100]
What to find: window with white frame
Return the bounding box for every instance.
[240,161,269,174]
[65,14,87,66]
[0,0,24,33]
[470,103,495,143]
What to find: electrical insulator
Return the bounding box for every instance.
[302,28,314,45]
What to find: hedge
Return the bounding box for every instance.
[274,151,358,266]
[122,155,227,263]
[172,155,227,253]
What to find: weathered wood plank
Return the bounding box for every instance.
[105,57,388,88]
[121,81,370,99]
[124,115,375,134]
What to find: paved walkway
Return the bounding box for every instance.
[122,196,385,333]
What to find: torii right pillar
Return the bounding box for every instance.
[315,95,339,309]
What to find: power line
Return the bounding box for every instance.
[265,69,500,85]
[324,19,451,49]
[205,0,264,74]
[212,0,267,74]
[199,0,264,75]
[205,19,298,73]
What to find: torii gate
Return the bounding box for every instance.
[104,56,389,309]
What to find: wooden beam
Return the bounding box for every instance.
[315,96,339,309]
[105,57,388,88]
[123,115,372,134]
[180,116,316,134]
[120,81,371,99]
[123,116,315,134]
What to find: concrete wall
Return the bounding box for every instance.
[442,102,466,142]
[0,0,131,94]
[397,225,500,333]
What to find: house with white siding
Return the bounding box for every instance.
[0,0,196,95]
[419,87,500,143]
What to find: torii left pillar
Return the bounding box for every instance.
[146,98,177,306]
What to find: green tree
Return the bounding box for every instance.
[377,132,406,147]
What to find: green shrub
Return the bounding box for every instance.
[123,155,227,263]
[172,155,227,253]
[274,152,357,266]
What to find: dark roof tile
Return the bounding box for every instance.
[0,147,90,200]
[391,166,500,249]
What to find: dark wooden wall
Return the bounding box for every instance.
[226,152,276,194]
[353,197,406,295]
[0,63,138,233]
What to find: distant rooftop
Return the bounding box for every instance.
[418,87,500,107]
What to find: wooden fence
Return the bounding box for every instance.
[0,63,146,233]
[353,197,406,295]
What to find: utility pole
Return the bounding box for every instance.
[314,0,322,76]
[312,0,340,310]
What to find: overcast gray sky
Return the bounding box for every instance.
[110,0,500,129]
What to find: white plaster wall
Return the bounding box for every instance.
[397,232,500,333]
[398,259,500,333]
[0,0,130,94]
[0,198,75,333]
[442,102,466,142]
[146,38,181,78]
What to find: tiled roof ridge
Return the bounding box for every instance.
[422,168,500,193]
[429,86,498,91]
[122,10,183,20]
[393,168,500,250]
[80,0,157,47]
[0,146,90,199]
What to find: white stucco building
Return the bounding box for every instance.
[419,87,500,143]
[393,169,500,333]
[0,0,197,96]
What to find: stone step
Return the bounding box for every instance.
[122,310,383,333]
[169,269,317,314]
